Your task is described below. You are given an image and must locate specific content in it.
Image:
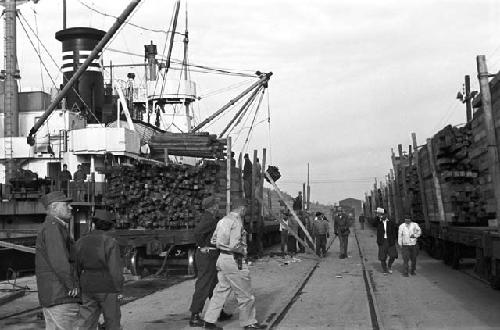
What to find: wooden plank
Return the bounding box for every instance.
[427,138,447,225]
[0,241,35,254]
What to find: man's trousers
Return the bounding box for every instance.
[401,244,418,274]
[339,234,349,258]
[190,248,219,314]
[315,234,327,257]
[43,303,79,330]
[203,254,258,327]
[77,293,121,330]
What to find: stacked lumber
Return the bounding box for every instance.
[149,132,226,159]
[103,160,241,229]
[431,125,482,224]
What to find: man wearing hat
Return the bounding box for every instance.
[312,212,329,257]
[334,211,351,259]
[76,210,124,330]
[376,208,398,274]
[188,196,232,327]
[398,215,422,276]
[35,191,80,329]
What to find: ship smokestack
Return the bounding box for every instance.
[55,27,105,123]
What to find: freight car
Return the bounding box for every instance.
[365,56,500,288]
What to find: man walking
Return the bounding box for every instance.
[189,197,232,327]
[334,211,351,259]
[76,210,124,330]
[312,212,329,257]
[376,208,398,274]
[398,216,422,277]
[35,191,80,329]
[359,214,365,230]
[203,203,266,330]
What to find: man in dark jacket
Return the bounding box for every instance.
[35,191,80,329]
[76,210,124,330]
[312,212,329,257]
[243,154,252,199]
[334,212,351,259]
[188,197,232,327]
[376,208,398,274]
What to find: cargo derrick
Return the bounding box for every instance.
[370,56,500,289]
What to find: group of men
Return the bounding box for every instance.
[376,207,422,276]
[35,191,123,329]
[59,164,87,199]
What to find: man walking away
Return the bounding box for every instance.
[203,203,266,330]
[398,216,422,277]
[312,212,329,257]
[76,210,123,330]
[359,214,365,230]
[334,212,351,259]
[189,197,232,327]
[36,191,80,330]
[376,208,398,274]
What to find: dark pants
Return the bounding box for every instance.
[280,231,288,253]
[77,292,120,330]
[244,179,252,199]
[378,239,397,272]
[297,227,306,253]
[339,234,349,258]
[190,248,219,314]
[402,245,418,274]
[288,234,297,254]
[315,234,327,256]
[360,222,365,230]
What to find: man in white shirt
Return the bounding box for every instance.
[398,216,422,277]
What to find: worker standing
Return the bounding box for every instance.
[73,164,86,201]
[334,211,351,259]
[287,211,298,256]
[35,191,80,329]
[76,210,124,330]
[376,208,398,274]
[312,212,329,257]
[243,154,252,199]
[203,204,266,330]
[398,216,422,277]
[189,197,232,327]
[59,164,72,196]
[293,192,306,253]
[279,210,289,256]
[359,214,365,230]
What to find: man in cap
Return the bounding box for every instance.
[312,212,329,257]
[203,202,266,329]
[334,211,351,259]
[189,196,232,327]
[35,191,80,329]
[76,209,123,330]
[398,215,422,276]
[376,208,398,274]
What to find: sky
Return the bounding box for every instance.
[3,0,500,205]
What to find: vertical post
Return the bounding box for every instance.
[257,148,266,255]
[412,133,430,230]
[226,137,231,215]
[391,149,401,223]
[251,150,257,235]
[465,75,472,123]
[427,138,447,224]
[261,148,267,216]
[163,148,169,164]
[63,0,67,29]
[238,153,243,198]
[307,163,311,210]
[477,55,500,226]
[302,183,306,210]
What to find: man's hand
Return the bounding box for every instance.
[68,288,79,298]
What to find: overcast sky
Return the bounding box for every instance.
[3,0,500,204]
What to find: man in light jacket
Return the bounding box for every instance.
[398,216,422,277]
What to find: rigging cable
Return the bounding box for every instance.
[241,88,266,153]
[32,7,44,91]
[75,0,182,36]
[266,89,272,164]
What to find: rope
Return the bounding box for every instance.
[267,89,272,164]
[32,8,44,91]
[241,89,266,152]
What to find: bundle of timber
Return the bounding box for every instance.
[431,125,483,224]
[103,160,240,229]
[149,132,226,159]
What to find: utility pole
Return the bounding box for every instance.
[306,163,310,210]
[465,75,472,123]
[477,55,500,227]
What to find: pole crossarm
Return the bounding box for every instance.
[192,72,272,133]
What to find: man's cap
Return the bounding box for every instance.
[404,215,412,221]
[315,211,322,217]
[41,191,72,208]
[202,196,218,209]
[93,209,115,223]
[376,207,385,214]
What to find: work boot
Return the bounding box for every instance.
[387,267,393,274]
[204,321,223,330]
[189,313,204,327]
[244,323,267,329]
[410,270,416,276]
[218,310,233,321]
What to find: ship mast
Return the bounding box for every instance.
[182,1,191,132]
